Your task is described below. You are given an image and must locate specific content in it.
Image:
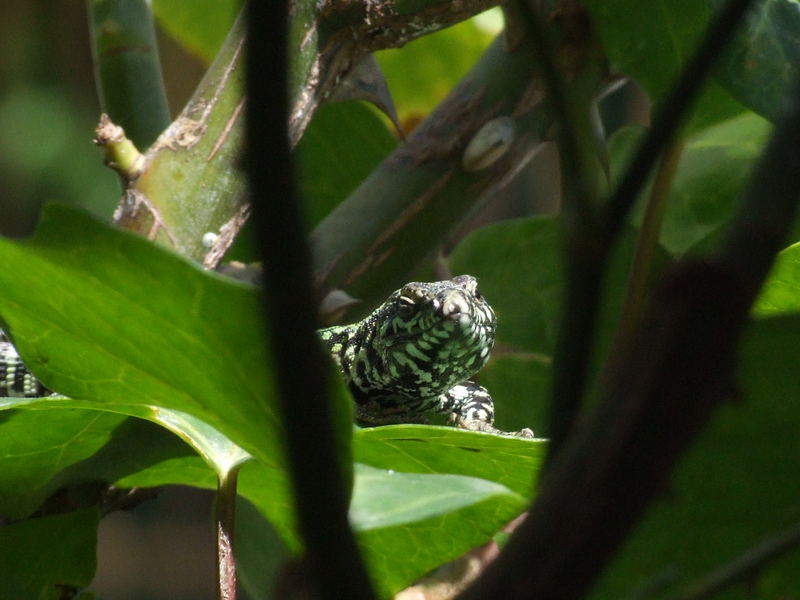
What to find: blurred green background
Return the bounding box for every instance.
[0,0,207,237]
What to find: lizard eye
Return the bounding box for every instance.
[398,295,416,317]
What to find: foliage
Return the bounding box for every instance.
[1,0,799,598]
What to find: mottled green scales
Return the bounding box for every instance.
[319,275,532,437]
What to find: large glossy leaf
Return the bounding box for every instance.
[0,206,278,463]
[112,426,541,597]
[0,401,543,596]
[0,205,352,540]
[0,508,99,600]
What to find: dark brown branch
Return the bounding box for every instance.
[246,3,375,600]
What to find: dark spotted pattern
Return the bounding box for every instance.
[1,340,48,397]
[320,275,531,436]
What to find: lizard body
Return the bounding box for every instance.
[320,275,531,436]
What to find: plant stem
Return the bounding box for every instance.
[602,0,757,245]
[609,139,685,359]
[311,0,609,319]
[216,469,239,600]
[93,114,146,182]
[246,3,375,599]
[116,11,249,266]
[87,0,170,149]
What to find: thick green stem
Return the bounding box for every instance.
[112,0,504,266]
[115,11,248,266]
[311,1,609,319]
[87,0,171,149]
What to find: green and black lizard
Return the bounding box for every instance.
[1,275,532,437]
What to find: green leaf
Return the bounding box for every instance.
[351,463,524,529]
[450,215,658,356]
[591,314,800,599]
[754,241,800,316]
[375,17,495,122]
[481,354,551,436]
[152,0,243,62]
[0,508,99,600]
[0,407,127,518]
[296,102,398,228]
[353,463,526,597]
[451,217,563,354]
[583,0,745,130]
[0,205,352,541]
[610,113,772,257]
[0,205,278,463]
[353,426,545,499]
[713,0,800,121]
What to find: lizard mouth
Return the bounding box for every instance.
[438,293,474,328]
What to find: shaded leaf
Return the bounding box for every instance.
[0,508,99,600]
[481,354,550,436]
[714,0,800,121]
[353,463,526,597]
[0,407,126,518]
[609,113,772,257]
[296,102,397,228]
[590,315,800,599]
[583,0,745,130]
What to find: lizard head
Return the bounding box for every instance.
[374,275,496,397]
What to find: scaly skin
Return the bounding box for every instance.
[320,275,533,437]
[0,336,48,398]
[1,276,533,437]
